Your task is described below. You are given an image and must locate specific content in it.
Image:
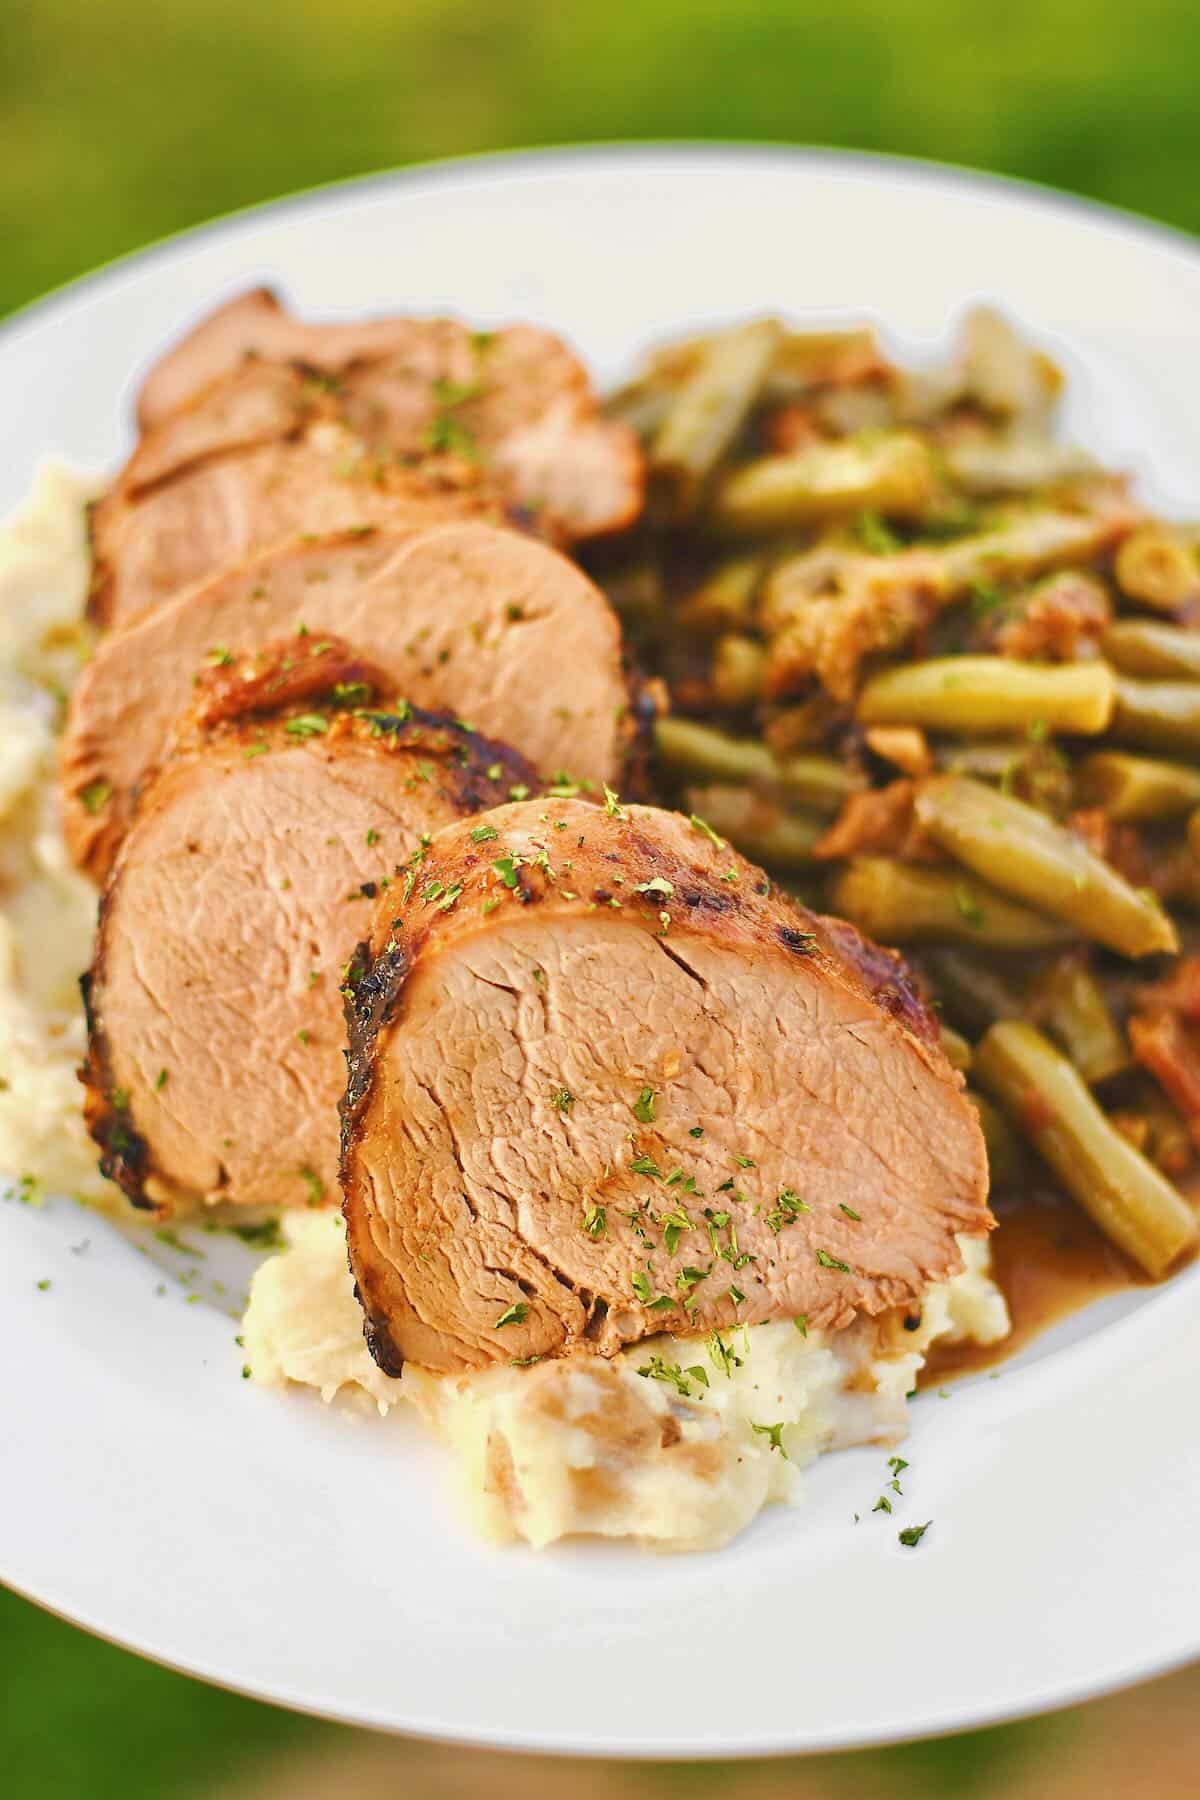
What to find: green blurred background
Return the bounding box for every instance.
[3,0,1199,1794]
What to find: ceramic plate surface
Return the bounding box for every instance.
[2,146,1199,1756]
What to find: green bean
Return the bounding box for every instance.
[684,785,824,869]
[974,1022,1197,1277]
[913,775,1178,958]
[710,634,767,707]
[710,432,935,535]
[655,716,862,812]
[1074,750,1200,822]
[938,506,1132,592]
[857,656,1114,737]
[1108,676,1200,758]
[605,381,673,442]
[1030,957,1131,1085]
[675,557,763,636]
[765,327,881,397]
[918,947,1029,1038]
[1103,619,1200,681]
[939,1025,973,1073]
[942,438,1096,497]
[651,319,782,513]
[968,1090,1026,1190]
[828,858,1073,950]
[1114,525,1200,612]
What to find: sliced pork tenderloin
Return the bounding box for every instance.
[129,287,642,545]
[81,638,540,1213]
[62,520,643,884]
[340,797,991,1375]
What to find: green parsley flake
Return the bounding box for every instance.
[492,854,521,889]
[816,1247,852,1273]
[794,1314,809,1337]
[299,1167,325,1207]
[839,1203,862,1221]
[154,1069,168,1091]
[471,823,499,843]
[80,779,112,817]
[634,876,674,898]
[689,813,726,849]
[765,1188,811,1232]
[285,714,329,738]
[582,1204,607,1239]
[630,1153,664,1179]
[751,1421,789,1458]
[899,1521,932,1549]
[494,1302,529,1328]
[602,784,625,819]
[550,1086,574,1115]
[633,1086,657,1125]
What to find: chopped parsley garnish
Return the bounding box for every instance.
[602,784,625,819]
[751,1421,789,1457]
[80,779,112,816]
[794,1315,808,1337]
[285,714,329,738]
[689,1125,704,1139]
[633,1086,657,1125]
[365,828,380,847]
[154,1069,168,1091]
[231,1217,287,1252]
[888,1455,909,1475]
[470,823,499,843]
[689,813,725,849]
[299,1167,324,1207]
[582,1204,607,1239]
[839,1203,862,1221]
[634,876,674,898]
[852,510,902,555]
[899,1521,932,1549]
[873,1495,893,1514]
[630,1153,664,1179]
[727,1283,745,1307]
[661,1208,692,1256]
[510,1355,542,1367]
[492,854,521,888]
[731,1153,756,1169]
[676,1264,711,1293]
[207,645,234,666]
[706,1329,743,1378]
[637,1355,707,1398]
[494,1302,528,1328]
[765,1188,811,1232]
[36,1278,51,1292]
[509,783,531,802]
[550,1086,575,1115]
[816,1247,852,1273]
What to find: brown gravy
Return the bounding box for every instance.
[921,1184,1150,1386]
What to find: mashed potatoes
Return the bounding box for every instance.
[0,464,109,1208]
[246,1212,1008,1551]
[2,466,1011,1553]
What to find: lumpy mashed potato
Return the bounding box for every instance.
[1,466,1011,1552]
[246,1212,1008,1551]
[0,464,109,1208]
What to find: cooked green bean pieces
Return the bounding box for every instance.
[828,857,1072,950]
[651,318,782,515]
[711,432,935,535]
[684,785,824,868]
[1113,526,1200,612]
[857,657,1114,737]
[1074,751,1200,822]
[913,775,1178,958]
[1109,676,1200,758]
[1029,957,1131,1085]
[710,634,768,707]
[1103,620,1200,681]
[975,1022,1197,1277]
[917,947,1029,1038]
[655,716,862,812]
[968,1089,1026,1190]
[675,557,763,636]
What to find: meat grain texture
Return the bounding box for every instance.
[81,640,541,1213]
[88,288,642,627]
[341,798,991,1375]
[62,521,641,883]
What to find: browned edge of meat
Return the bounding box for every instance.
[79,636,542,1213]
[63,520,648,886]
[339,798,990,1376]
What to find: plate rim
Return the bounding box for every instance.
[3,141,1199,1758]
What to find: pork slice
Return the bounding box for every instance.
[89,420,503,628]
[62,520,640,883]
[340,798,991,1375]
[133,288,643,542]
[81,639,541,1212]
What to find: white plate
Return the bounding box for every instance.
[3,147,1199,1757]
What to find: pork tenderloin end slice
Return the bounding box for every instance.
[340,799,991,1375]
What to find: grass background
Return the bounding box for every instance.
[3,1,1199,1794]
